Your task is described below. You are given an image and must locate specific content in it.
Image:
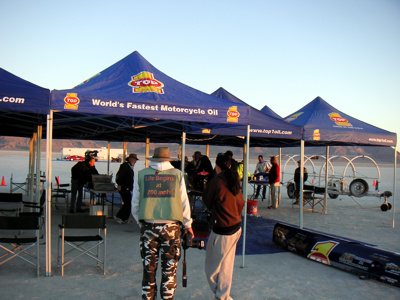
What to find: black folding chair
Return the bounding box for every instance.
[0,193,23,216]
[302,185,325,212]
[0,215,40,277]
[58,215,107,276]
[52,176,71,211]
[20,190,46,238]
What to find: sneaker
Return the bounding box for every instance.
[293,200,300,205]
[113,216,125,224]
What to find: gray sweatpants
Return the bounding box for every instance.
[205,228,242,300]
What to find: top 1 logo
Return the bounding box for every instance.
[329,112,352,126]
[128,72,164,94]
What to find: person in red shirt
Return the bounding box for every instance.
[268,156,281,209]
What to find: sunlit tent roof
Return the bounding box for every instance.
[0,68,50,137]
[284,96,396,147]
[51,51,250,133]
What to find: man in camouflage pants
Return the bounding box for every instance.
[140,223,181,299]
[132,147,193,299]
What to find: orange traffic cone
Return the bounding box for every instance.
[1,176,6,186]
[56,176,60,186]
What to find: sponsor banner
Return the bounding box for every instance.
[249,128,294,136]
[273,222,400,287]
[58,93,247,124]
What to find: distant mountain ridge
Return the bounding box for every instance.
[0,136,397,164]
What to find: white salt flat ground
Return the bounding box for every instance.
[1,189,399,300]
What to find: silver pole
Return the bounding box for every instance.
[45,111,53,276]
[300,140,304,229]
[393,144,397,228]
[241,125,250,267]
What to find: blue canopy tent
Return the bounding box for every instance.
[0,68,51,275]
[49,51,251,145]
[0,68,50,197]
[51,51,250,126]
[0,68,50,137]
[284,96,396,147]
[48,51,252,275]
[283,96,397,228]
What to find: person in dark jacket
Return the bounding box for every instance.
[114,153,138,224]
[69,156,99,213]
[202,153,244,300]
[293,160,308,205]
[268,156,281,209]
[191,151,214,190]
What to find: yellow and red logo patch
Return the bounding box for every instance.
[128,72,164,94]
[329,112,352,126]
[313,129,320,140]
[64,93,80,110]
[285,112,303,123]
[307,240,339,265]
[227,106,240,123]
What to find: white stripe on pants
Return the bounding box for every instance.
[205,228,242,300]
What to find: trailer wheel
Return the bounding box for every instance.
[287,182,295,199]
[328,193,339,199]
[349,179,369,197]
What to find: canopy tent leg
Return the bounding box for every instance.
[35,127,42,205]
[145,138,150,168]
[45,111,53,277]
[28,136,35,198]
[29,133,37,200]
[241,125,250,268]
[323,146,329,214]
[181,132,186,174]
[107,142,111,175]
[300,140,304,229]
[393,144,397,228]
[123,141,127,161]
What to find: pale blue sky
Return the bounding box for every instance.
[1,0,399,144]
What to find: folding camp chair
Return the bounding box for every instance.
[9,174,27,194]
[20,190,46,238]
[58,215,107,276]
[0,215,40,277]
[302,185,325,212]
[52,176,71,211]
[0,193,23,216]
